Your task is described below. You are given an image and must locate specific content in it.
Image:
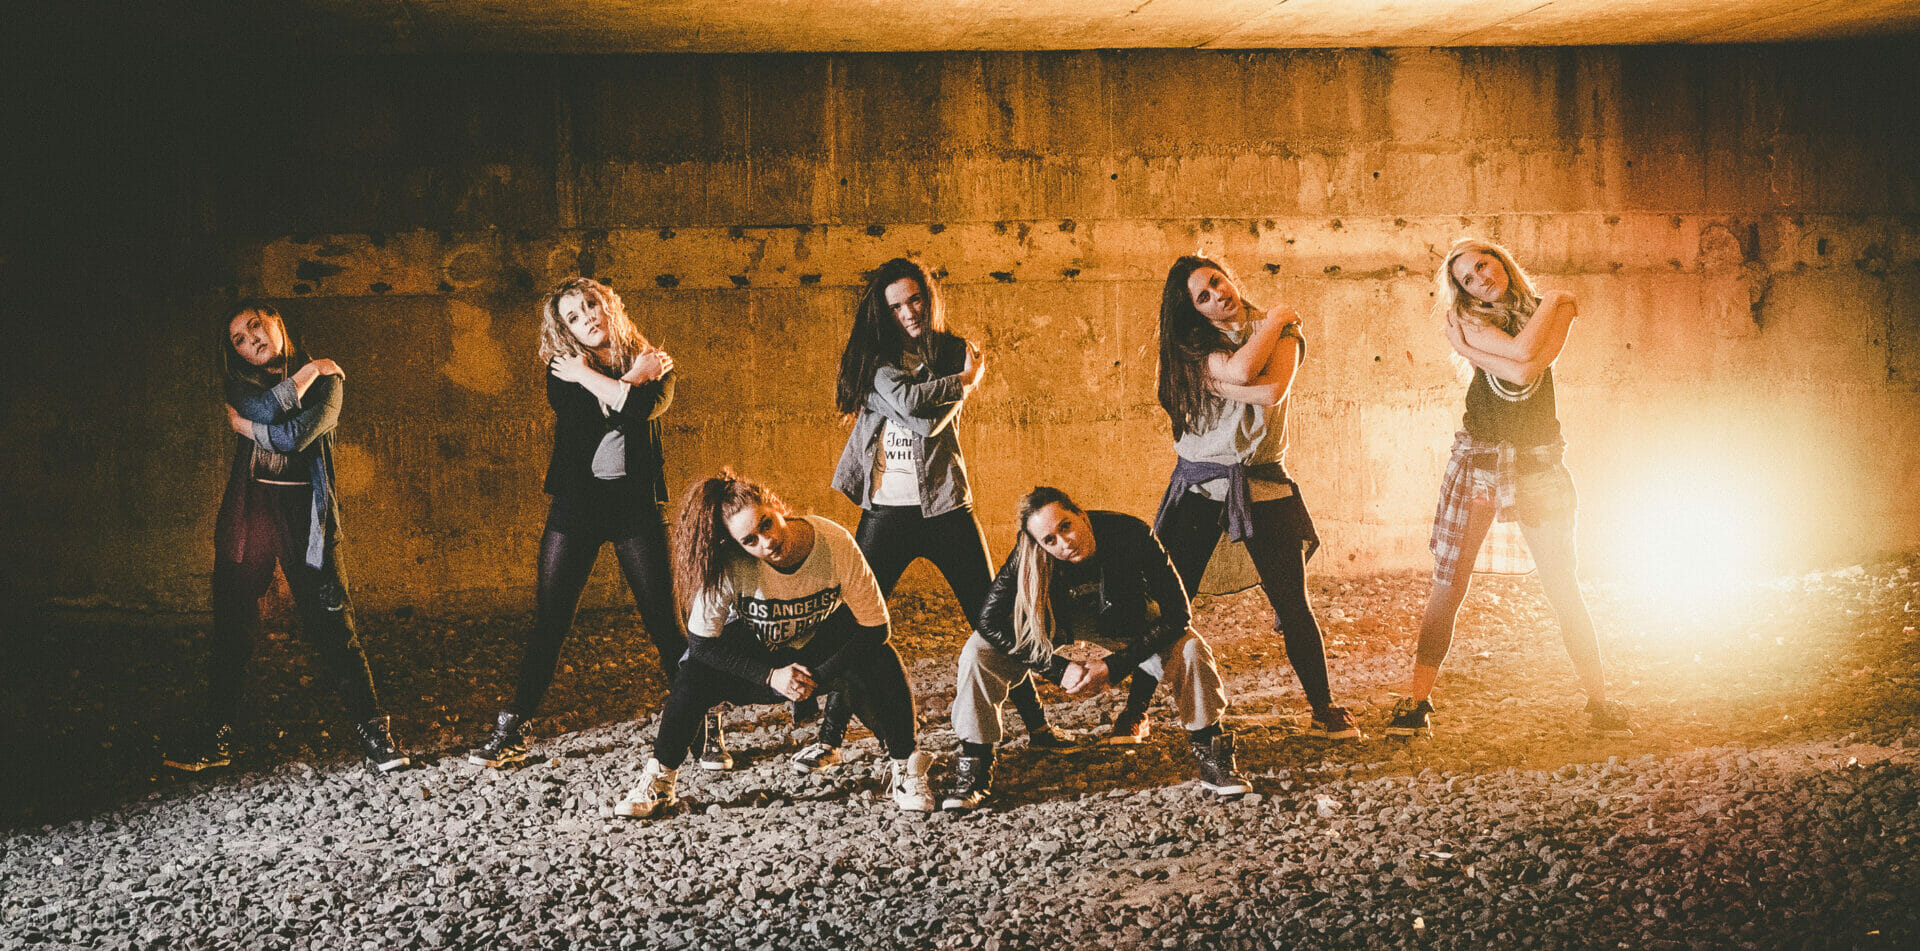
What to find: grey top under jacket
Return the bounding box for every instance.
[830,331,975,518]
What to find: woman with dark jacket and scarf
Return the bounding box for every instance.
[1153,255,1360,743]
[163,303,407,773]
[944,487,1245,810]
[467,278,718,768]
[807,258,1066,773]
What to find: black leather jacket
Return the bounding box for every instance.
[976,510,1192,683]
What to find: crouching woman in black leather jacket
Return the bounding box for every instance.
[943,487,1247,810]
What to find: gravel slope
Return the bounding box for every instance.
[4,559,1918,949]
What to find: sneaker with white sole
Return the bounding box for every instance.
[1306,705,1364,741]
[1190,732,1250,797]
[355,715,411,773]
[1385,697,1434,737]
[613,758,679,819]
[697,713,732,771]
[888,751,937,812]
[941,754,993,811]
[791,742,842,774]
[467,711,530,768]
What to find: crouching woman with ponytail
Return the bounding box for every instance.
[614,471,935,818]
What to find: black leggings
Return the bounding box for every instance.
[816,505,1045,744]
[207,481,381,726]
[1157,491,1334,712]
[656,617,918,768]
[509,510,685,718]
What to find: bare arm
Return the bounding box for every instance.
[1209,305,1299,386]
[1454,291,1576,368]
[1447,319,1538,385]
[1209,326,1305,407]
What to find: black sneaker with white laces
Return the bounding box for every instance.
[1190,732,1250,797]
[355,715,410,772]
[698,712,733,771]
[941,754,994,811]
[163,723,234,773]
[1385,698,1434,737]
[468,711,530,768]
[791,742,842,773]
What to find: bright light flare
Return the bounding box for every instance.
[1596,461,1780,605]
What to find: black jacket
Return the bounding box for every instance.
[542,369,675,505]
[976,510,1192,683]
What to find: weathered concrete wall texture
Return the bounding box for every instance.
[2,46,1916,612]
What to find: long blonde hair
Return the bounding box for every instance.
[1436,237,1541,334]
[1010,487,1081,654]
[538,277,649,372]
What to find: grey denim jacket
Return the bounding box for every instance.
[830,331,975,517]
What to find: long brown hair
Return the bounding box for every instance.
[222,300,305,389]
[1155,255,1245,439]
[538,277,649,373]
[671,468,787,616]
[835,258,947,420]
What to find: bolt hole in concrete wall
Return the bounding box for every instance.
[1,45,1917,615]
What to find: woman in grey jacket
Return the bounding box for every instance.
[806,258,1065,772]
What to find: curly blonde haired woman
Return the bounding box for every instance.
[467,278,718,768]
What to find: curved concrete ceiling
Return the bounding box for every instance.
[185,0,1920,51]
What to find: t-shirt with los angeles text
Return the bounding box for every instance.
[686,515,890,652]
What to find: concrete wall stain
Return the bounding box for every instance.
[2,45,1917,612]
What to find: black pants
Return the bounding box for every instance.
[1157,491,1334,712]
[815,505,1045,744]
[656,615,917,769]
[207,481,381,726]
[509,488,685,718]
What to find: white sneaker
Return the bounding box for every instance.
[889,751,937,813]
[791,742,843,774]
[613,758,678,819]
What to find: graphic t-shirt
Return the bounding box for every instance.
[687,515,890,651]
[870,420,921,506]
[1049,554,1104,645]
[869,352,925,507]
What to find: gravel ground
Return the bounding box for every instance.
[4,557,1918,949]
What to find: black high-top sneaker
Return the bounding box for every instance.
[1190,732,1250,797]
[162,723,235,772]
[355,715,410,772]
[941,754,994,811]
[468,711,530,768]
[698,712,733,770]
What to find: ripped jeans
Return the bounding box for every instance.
[207,480,381,725]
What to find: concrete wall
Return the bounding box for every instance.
[3,45,1917,612]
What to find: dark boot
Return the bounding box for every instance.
[355,715,410,773]
[162,723,235,772]
[1189,731,1249,797]
[941,753,994,811]
[468,711,530,768]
